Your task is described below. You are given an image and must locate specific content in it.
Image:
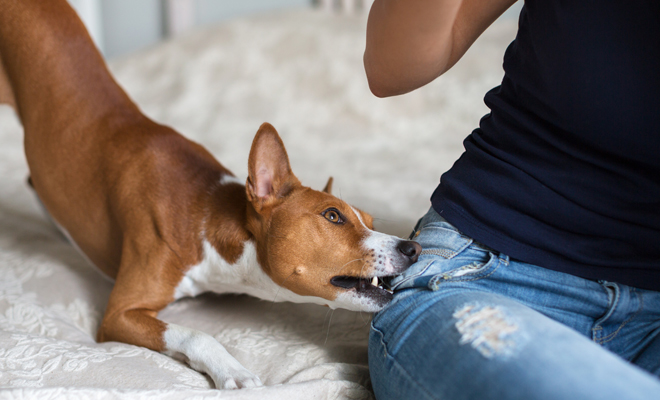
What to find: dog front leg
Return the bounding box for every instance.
[98,304,262,389]
[98,246,262,390]
[163,323,262,389]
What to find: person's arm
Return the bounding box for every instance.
[364,0,517,97]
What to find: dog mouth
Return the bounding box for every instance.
[330,275,394,300]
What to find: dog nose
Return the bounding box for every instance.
[397,240,422,264]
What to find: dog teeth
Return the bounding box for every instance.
[371,277,378,287]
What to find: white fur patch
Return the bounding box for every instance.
[349,206,403,276]
[175,240,348,309]
[361,230,401,275]
[349,206,369,229]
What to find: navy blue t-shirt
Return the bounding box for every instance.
[432,0,660,291]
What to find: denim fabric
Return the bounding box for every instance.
[369,208,660,400]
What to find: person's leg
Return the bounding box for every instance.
[459,262,660,379]
[633,333,660,377]
[370,288,660,400]
[369,208,660,399]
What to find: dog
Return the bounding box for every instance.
[0,0,421,389]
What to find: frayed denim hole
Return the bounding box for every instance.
[453,302,528,359]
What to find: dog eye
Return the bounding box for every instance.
[322,208,344,224]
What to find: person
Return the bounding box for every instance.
[363,1,660,399]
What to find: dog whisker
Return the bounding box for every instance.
[335,258,365,277]
[269,270,297,305]
[323,309,335,347]
[320,307,332,341]
[359,309,371,326]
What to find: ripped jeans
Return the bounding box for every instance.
[369,208,660,400]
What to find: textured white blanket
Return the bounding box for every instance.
[0,8,516,399]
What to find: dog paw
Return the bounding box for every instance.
[162,324,263,390]
[210,366,263,390]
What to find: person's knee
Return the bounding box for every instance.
[368,290,533,400]
[370,289,660,400]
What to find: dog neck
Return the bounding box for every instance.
[174,238,334,307]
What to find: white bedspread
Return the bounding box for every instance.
[0,8,516,399]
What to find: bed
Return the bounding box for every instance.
[0,8,516,399]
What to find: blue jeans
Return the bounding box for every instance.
[369,208,660,400]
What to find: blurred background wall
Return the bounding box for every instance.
[68,0,312,59]
[67,0,522,59]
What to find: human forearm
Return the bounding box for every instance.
[364,0,517,97]
[364,0,462,97]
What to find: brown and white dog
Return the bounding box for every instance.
[0,0,421,389]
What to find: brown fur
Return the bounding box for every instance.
[0,0,227,352]
[0,0,412,358]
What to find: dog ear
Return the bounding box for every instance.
[322,177,333,194]
[246,123,300,211]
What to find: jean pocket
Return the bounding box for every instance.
[427,250,501,291]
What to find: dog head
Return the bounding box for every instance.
[245,123,420,312]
